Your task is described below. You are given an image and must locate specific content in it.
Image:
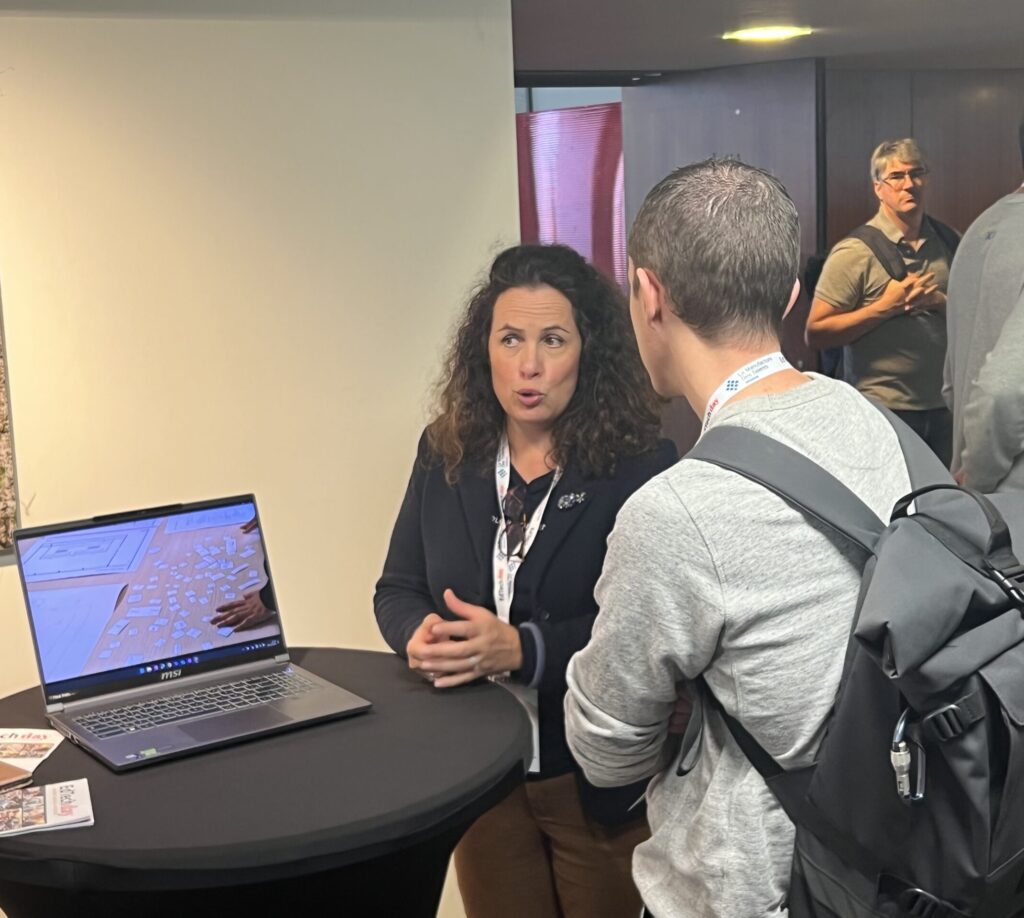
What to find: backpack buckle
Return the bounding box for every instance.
[984,560,1024,606]
[922,704,966,742]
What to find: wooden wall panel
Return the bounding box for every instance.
[913,70,1024,233]
[825,68,1024,245]
[824,70,912,248]
[622,59,821,454]
[623,59,820,255]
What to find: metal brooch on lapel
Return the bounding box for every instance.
[557,491,587,511]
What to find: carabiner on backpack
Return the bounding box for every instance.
[891,708,927,804]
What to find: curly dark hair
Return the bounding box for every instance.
[427,244,662,482]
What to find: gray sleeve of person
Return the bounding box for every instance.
[960,287,1024,492]
[943,342,954,411]
[943,284,957,412]
[564,476,723,787]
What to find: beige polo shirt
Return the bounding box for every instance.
[815,209,953,411]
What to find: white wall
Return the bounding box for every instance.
[0,8,517,915]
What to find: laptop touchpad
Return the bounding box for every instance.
[182,707,291,742]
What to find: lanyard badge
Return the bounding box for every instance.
[701,352,792,434]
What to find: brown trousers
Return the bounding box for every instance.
[453,772,648,918]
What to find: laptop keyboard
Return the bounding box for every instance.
[72,671,318,738]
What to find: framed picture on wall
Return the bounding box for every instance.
[0,284,17,551]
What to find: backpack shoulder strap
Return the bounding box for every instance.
[687,425,884,554]
[686,421,908,881]
[702,683,891,881]
[870,403,955,490]
[927,217,960,258]
[847,225,907,281]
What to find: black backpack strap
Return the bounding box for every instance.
[927,217,960,258]
[689,406,953,532]
[683,424,920,889]
[687,425,884,555]
[686,424,878,800]
[686,414,968,902]
[702,685,891,883]
[871,403,954,491]
[847,225,907,281]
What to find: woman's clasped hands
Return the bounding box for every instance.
[406,589,523,689]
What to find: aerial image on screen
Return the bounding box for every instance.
[18,502,281,685]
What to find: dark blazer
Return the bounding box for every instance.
[374,430,677,825]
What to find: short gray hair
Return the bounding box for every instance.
[627,158,800,346]
[870,138,927,182]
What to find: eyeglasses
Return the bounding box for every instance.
[879,167,928,188]
[499,486,527,560]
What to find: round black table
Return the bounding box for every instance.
[0,647,531,917]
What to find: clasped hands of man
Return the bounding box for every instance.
[877,271,946,316]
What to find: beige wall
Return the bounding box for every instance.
[0,8,517,915]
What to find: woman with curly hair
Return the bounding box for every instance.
[374,243,676,918]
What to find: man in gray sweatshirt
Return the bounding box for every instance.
[943,120,1024,492]
[564,159,912,917]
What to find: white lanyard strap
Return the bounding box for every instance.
[493,435,561,624]
[492,435,560,775]
[701,351,792,434]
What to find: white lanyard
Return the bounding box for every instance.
[492,435,561,624]
[492,435,560,775]
[701,351,792,434]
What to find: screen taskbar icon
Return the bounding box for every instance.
[138,656,201,675]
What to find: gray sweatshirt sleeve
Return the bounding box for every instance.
[564,476,724,788]
[961,287,1024,492]
[942,332,955,412]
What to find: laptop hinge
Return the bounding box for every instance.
[275,652,290,664]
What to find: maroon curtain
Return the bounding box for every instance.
[516,102,625,287]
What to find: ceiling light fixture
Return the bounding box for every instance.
[722,26,813,42]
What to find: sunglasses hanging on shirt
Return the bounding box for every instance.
[499,485,527,560]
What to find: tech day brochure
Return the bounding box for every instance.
[0,779,94,837]
[0,728,64,772]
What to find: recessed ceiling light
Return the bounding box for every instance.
[722,26,813,42]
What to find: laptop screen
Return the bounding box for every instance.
[15,495,286,706]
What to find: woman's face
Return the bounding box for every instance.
[488,284,582,435]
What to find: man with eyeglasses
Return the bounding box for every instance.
[806,138,958,464]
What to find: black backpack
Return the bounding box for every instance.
[847,218,960,281]
[686,412,1024,918]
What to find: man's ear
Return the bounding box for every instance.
[782,278,801,320]
[635,266,668,327]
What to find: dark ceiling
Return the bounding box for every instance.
[1,1,1021,81]
[511,0,1024,82]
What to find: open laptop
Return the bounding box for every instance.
[14,494,371,771]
